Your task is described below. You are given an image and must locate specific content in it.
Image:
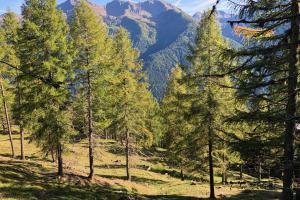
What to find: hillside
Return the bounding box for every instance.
[0,0,239,100]
[57,0,239,99]
[0,134,281,200]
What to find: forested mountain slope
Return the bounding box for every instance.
[60,0,239,99]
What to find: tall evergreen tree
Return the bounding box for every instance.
[0,11,21,158]
[17,0,73,177]
[70,0,111,179]
[0,12,24,160]
[224,1,299,198]
[161,65,192,168]
[187,11,233,199]
[112,28,156,181]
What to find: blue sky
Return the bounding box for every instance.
[0,0,227,15]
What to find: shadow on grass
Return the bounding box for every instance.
[100,174,166,184]
[0,153,43,163]
[144,190,281,200]
[0,159,281,200]
[137,164,205,182]
[0,159,126,200]
[95,164,126,169]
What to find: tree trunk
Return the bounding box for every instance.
[87,70,94,180]
[222,172,226,185]
[125,129,131,181]
[180,169,184,181]
[57,144,63,177]
[282,1,299,199]
[51,148,55,163]
[222,152,226,185]
[258,161,262,183]
[0,78,14,158]
[17,76,25,161]
[240,164,243,180]
[296,188,300,200]
[20,127,24,160]
[208,126,215,199]
[1,118,6,134]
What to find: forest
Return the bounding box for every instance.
[0,0,299,199]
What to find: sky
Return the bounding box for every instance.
[0,0,229,15]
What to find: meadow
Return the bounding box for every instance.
[0,133,281,200]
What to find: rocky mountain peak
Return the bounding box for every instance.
[57,0,106,17]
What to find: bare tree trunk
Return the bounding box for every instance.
[208,124,215,199]
[180,169,184,181]
[282,1,299,199]
[1,118,6,134]
[87,70,94,180]
[51,148,55,163]
[125,129,131,181]
[20,127,24,160]
[240,164,243,180]
[258,161,262,183]
[0,78,14,157]
[17,76,25,160]
[222,152,226,185]
[222,172,226,185]
[57,144,63,177]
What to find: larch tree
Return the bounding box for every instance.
[17,0,73,177]
[0,11,25,160]
[223,0,299,198]
[187,11,234,199]
[70,0,112,179]
[0,11,21,158]
[112,28,156,181]
[161,65,192,170]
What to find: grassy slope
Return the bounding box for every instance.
[0,133,281,200]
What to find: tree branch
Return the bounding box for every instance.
[0,60,63,89]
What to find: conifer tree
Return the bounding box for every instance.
[112,28,156,181]
[0,11,21,158]
[0,12,24,159]
[187,11,234,199]
[161,65,191,167]
[224,1,299,198]
[17,0,73,177]
[70,0,111,179]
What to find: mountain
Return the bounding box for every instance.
[58,0,199,99]
[58,0,107,17]
[0,0,238,100]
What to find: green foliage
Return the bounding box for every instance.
[162,11,242,175]
[111,28,157,147]
[161,65,191,165]
[226,2,300,194]
[0,12,21,127]
[16,0,73,153]
[0,12,20,68]
[70,0,112,136]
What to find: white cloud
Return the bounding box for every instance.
[173,0,182,6]
[176,0,216,14]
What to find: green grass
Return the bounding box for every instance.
[0,133,281,199]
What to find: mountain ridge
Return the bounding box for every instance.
[1,0,239,100]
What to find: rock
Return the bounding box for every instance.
[191,181,198,185]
